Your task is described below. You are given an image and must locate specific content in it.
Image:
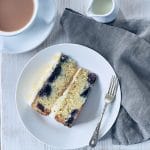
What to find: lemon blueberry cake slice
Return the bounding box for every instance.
[31,53,78,115]
[52,68,97,127]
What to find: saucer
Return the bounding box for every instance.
[0,0,56,54]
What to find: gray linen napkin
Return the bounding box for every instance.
[60,8,150,145]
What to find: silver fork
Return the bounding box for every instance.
[89,76,119,148]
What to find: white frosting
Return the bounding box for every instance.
[28,52,62,106]
[51,93,67,117]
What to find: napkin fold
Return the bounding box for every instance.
[60,8,150,145]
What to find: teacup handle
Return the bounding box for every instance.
[86,0,94,11]
[37,0,56,25]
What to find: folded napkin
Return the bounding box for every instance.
[60,8,150,145]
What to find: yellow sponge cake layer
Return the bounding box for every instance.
[53,68,97,127]
[31,53,78,115]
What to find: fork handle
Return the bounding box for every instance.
[89,103,108,147]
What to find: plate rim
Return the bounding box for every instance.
[15,43,121,149]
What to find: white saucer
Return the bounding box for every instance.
[0,0,56,54]
[16,43,121,149]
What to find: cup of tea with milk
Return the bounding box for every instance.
[86,0,120,23]
[0,0,38,36]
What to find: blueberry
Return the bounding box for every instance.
[80,87,91,97]
[88,73,97,84]
[38,84,51,97]
[48,64,61,83]
[71,109,78,117]
[65,117,74,126]
[37,103,44,112]
[60,55,69,63]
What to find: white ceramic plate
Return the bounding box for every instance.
[16,43,121,149]
[0,0,56,54]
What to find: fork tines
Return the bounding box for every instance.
[108,76,119,97]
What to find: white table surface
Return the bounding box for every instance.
[1,0,150,150]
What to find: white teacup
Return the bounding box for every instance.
[0,0,38,36]
[86,0,120,23]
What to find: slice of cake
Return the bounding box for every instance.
[52,68,97,127]
[31,53,78,115]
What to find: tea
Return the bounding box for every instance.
[0,0,34,32]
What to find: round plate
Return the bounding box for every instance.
[16,43,121,149]
[0,0,56,54]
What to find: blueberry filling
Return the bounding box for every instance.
[60,55,69,63]
[71,109,78,117]
[48,64,61,83]
[88,73,97,84]
[65,117,74,126]
[80,87,91,97]
[65,110,79,126]
[38,84,51,97]
[37,103,45,112]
